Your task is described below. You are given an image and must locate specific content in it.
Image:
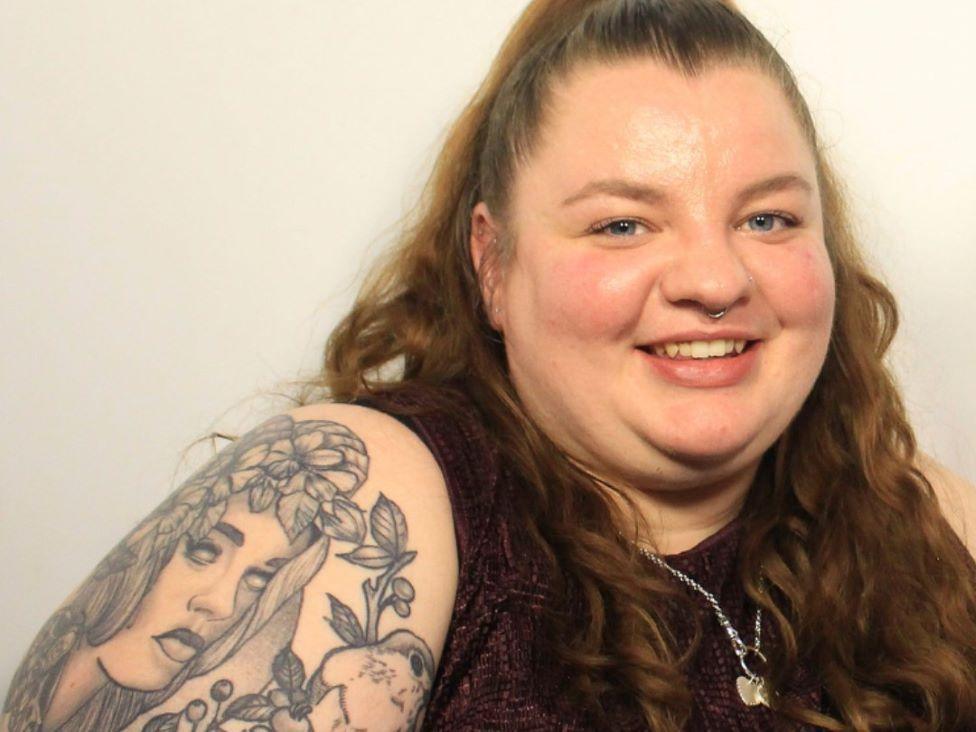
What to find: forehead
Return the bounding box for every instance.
[516,59,816,205]
[214,492,303,558]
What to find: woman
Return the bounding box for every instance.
[6,0,976,730]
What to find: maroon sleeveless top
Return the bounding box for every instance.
[364,389,828,730]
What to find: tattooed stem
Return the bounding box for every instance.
[363,551,416,643]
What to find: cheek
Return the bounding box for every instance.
[130,552,195,627]
[529,250,653,339]
[761,245,835,329]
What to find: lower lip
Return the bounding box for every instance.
[639,342,761,388]
[154,635,199,664]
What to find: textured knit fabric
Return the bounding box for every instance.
[357,388,967,731]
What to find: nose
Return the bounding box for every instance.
[659,226,753,316]
[188,575,238,622]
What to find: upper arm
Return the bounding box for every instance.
[2,403,458,732]
[287,403,459,731]
[918,451,976,559]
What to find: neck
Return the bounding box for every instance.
[609,461,758,555]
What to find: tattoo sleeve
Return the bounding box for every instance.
[2,414,439,732]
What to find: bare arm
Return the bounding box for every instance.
[2,403,458,732]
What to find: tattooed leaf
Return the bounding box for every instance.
[306,664,330,705]
[273,646,307,691]
[189,501,226,541]
[93,545,137,579]
[370,493,408,556]
[248,480,276,513]
[320,495,367,543]
[176,483,209,508]
[337,544,393,569]
[224,693,275,722]
[142,712,180,732]
[157,502,192,535]
[327,593,366,646]
[276,491,320,541]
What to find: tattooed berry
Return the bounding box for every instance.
[186,699,208,722]
[393,598,411,617]
[210,678,234,702]
[392,577,415,602]
[269,689,291,708]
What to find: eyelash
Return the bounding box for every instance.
[740,211,800,233]
[588,212,800,237]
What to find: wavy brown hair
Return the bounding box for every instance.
[300,0,976,729]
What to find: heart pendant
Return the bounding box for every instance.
[735,675,770,707]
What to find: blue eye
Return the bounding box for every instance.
[591,219,647,237]
[744,213,796,233]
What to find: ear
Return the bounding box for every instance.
[470,201,504,329]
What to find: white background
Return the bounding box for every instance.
[2,1,974,696]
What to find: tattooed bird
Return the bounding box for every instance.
[306,630,435,732]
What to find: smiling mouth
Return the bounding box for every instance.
[153,628,205,664]
[640,339,759,360]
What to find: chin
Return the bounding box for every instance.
[654,427,762,467]
[98,654,174,692]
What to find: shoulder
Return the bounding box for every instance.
[284,400,457,533]
[275,402,460,728]
[917,451,976,558]
[286,401,451,496]
[284,400,459,584]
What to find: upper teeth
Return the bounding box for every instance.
[651,339,747,359]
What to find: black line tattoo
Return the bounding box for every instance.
[2,416,435,732]
[143,493,434,732]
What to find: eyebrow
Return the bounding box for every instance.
[214,522,245,547]
[560,173,814,209]
[266,557,289,569]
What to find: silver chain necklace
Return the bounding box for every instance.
[636,545,771,708]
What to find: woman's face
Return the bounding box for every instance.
[482,60,834,491]
[94,493,309,690]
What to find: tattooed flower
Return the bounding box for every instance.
[206,442,271,503]
[265,434,340,499]
[264,429,366,505]
[213,443,271,500]
[234,414,294,455]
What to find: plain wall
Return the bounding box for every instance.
[2,1,974,696]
